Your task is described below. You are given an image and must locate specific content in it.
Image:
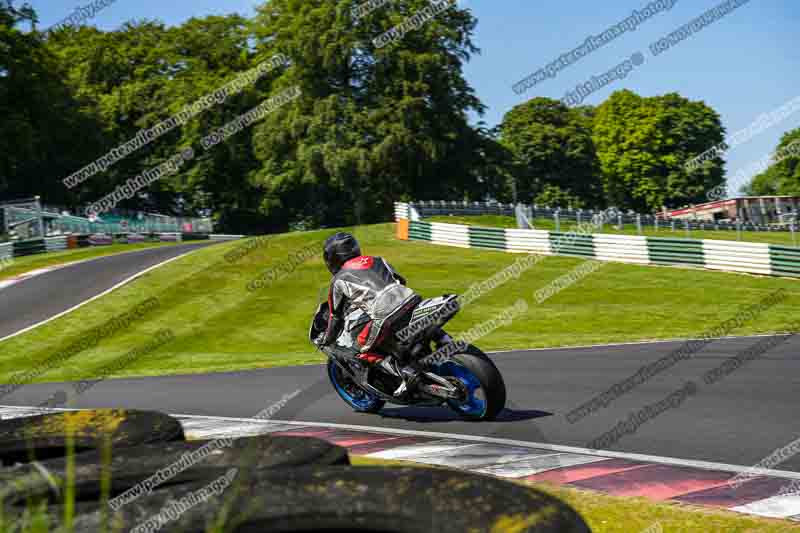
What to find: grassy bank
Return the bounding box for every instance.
[0,223,798,383]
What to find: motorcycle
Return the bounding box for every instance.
[309,295,507,421]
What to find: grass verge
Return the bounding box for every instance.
[0,241,187,281]
[0,223,798,383]
[350,456,800,533]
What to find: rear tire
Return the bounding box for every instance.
[327,359,385,413]
[434,345,506,421]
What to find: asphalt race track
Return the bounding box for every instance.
[2,335,799,473]
[0,242,213,340]
[1,244,799,475]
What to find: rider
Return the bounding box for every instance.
[317,232,421,368]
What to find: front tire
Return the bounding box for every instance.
[327,359,385,413]
[433,345,506,421]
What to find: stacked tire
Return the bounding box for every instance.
[0,409,589,532]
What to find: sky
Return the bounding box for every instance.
[30,0,800,197]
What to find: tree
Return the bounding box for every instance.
[0,1,105,204]
[592,90,725,212]
[743,127,800,197]
[498,97,602,207]
[248,0,485,227]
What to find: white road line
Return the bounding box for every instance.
[474,453,609,478]
[4,405,800,519]
[85,409,800,482]
[732,494,800,519]
[0,246,205,344]
[487,333,794,355]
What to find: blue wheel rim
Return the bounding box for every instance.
[434,361,487,417]
[328,361,382,411]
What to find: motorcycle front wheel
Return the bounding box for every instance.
[327,359,385,413]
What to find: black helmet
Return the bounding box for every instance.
[323,232,361,274]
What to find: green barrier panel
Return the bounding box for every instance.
[647,237,704,266]
[769,245,800,276]
[12,239,46,257]
[468,226,506,250]
[549,232,595,259]
[408,221,432,242]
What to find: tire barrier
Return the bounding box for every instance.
[396,203,800,279]
[0,409,184,466]
[67,466,590,533]
[0,435,348,509]
[126,233,147,244]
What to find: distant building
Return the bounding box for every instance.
[660,196,800,225]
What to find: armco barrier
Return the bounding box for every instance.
[158,233,182,242]
[45,236,68,252]
[12,239,46,257]
[181,233,211,241]
[209,234,245,241]
[395,202,800,279]
[89,234,113,246]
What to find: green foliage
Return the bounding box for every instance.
[247,0,487,227]
[592,90,725,212]
[744,127,800,196]
[499,97,602,206]
[534,184,586,208]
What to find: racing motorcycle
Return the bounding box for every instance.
[309,295,506,420]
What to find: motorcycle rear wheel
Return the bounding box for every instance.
[327,359,386,413]
[432,345,506,421]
